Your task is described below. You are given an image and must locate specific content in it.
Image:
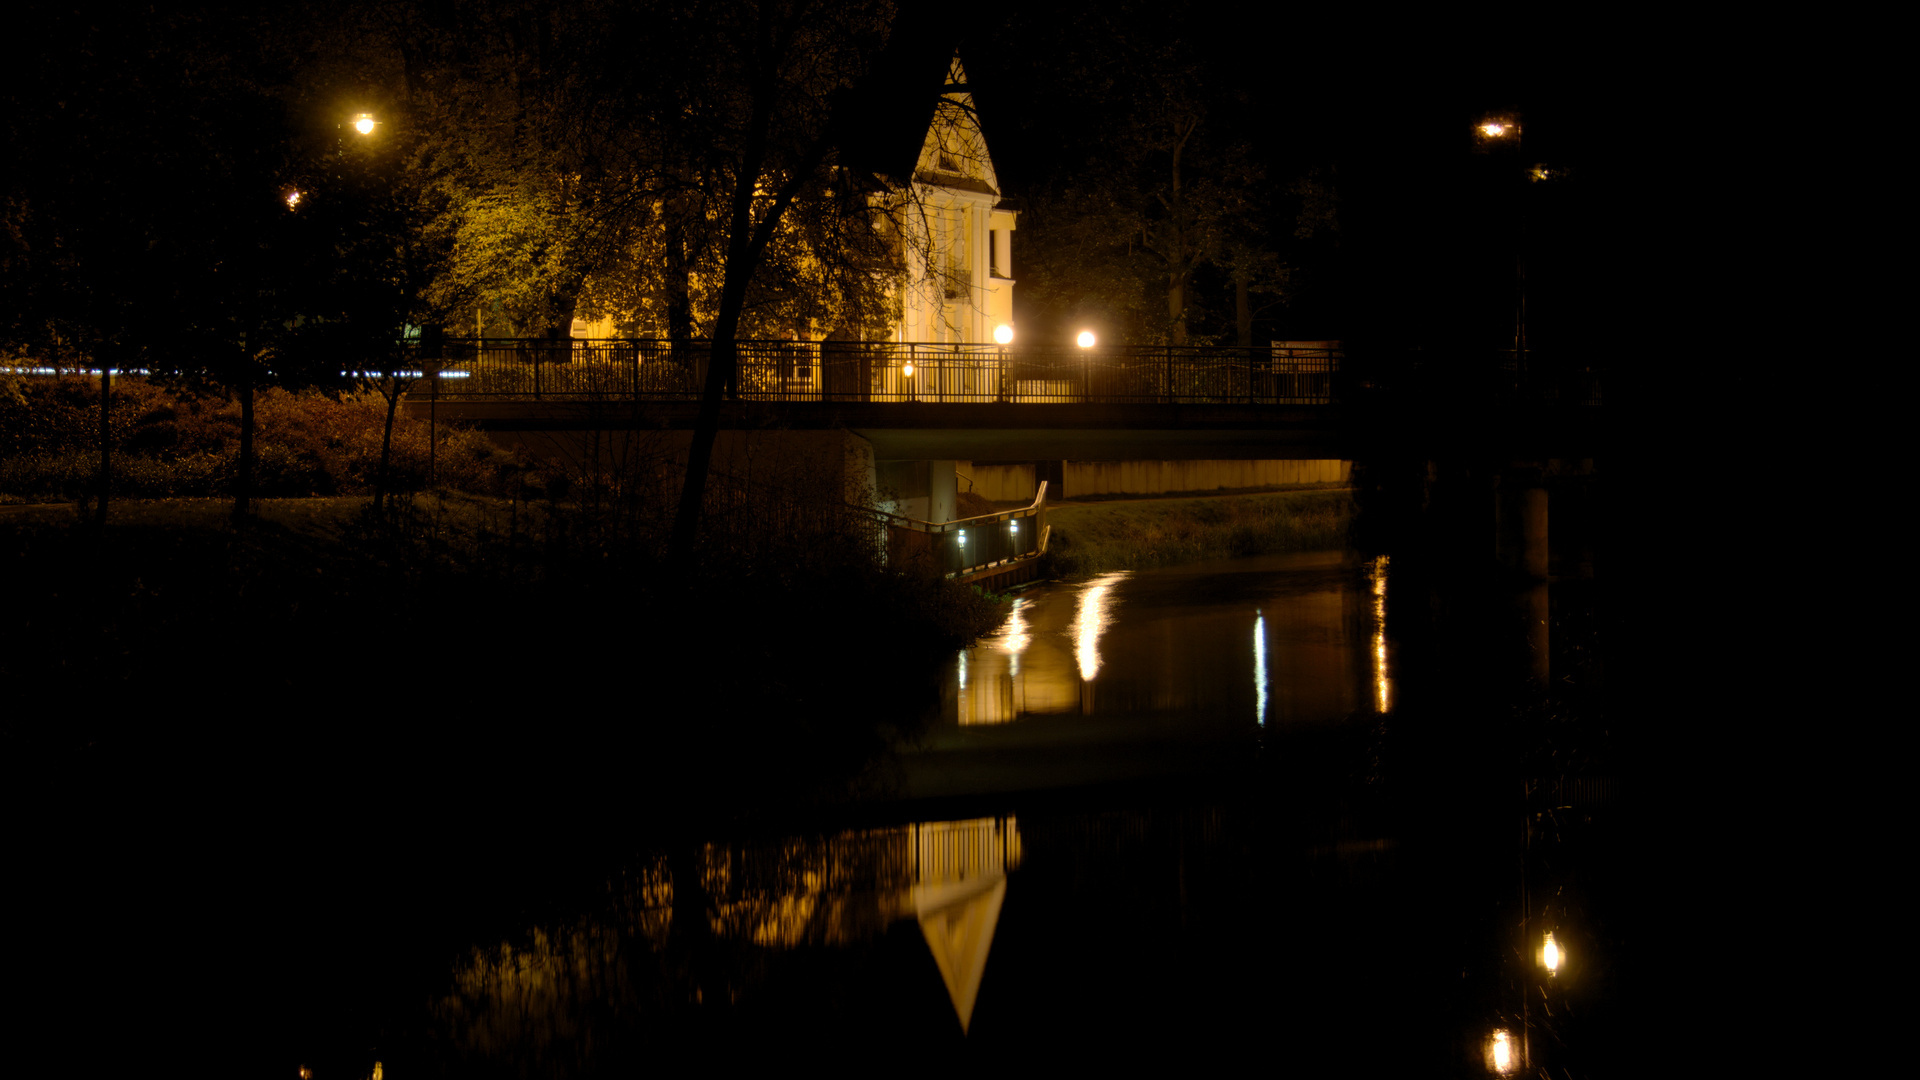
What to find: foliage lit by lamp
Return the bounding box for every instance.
[284,190,302,209]
[1076,330,1095,348]
[994,323,1014,345]
[353,113,376,135]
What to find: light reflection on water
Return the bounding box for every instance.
[948,551,1384,728]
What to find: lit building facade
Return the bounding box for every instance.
[892,56,1017,346]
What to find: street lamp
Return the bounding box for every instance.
[1475,113,1527,384]
[993,324,1014,401]
[1075,330,1096,402]
[353,112,376,136]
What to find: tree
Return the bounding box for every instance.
[983,1,1294,347]
[5,6,320,519]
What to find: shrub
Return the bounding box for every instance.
[0,374,520,501]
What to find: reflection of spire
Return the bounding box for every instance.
[914,876,1007,1034]
[909,816,1019,1033]
[1254,612,1269,726]
[1074,573,1127,683]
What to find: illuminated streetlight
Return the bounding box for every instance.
[1476,115,1520,144]
[285,190,302,209]
[353,112,376,135]
[902,359,915,378]
[1541,931,1562,975]
[994,323,1014,345]
[1076,330,1095,349]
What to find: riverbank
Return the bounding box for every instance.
[1036,487,1354,578]
[1,493,1005,816]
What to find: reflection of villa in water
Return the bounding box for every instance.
[445,817,1021,1037]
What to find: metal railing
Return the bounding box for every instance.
[411,340,1345,405]
[2,340,1603,406]
[879,481,1050,578]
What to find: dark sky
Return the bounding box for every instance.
[943,4,1646,348]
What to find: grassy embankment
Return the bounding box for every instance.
[2,375,1009,818]
[1036,487,1354,577]
[0,372,514,503]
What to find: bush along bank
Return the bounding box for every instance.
[1036,488,1353,578]
[0,374,517,502]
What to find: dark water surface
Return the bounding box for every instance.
[41,548,1626,1077]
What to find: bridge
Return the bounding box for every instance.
[399,338,1602,585]
[404,337,1600,451]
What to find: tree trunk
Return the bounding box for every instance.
[233,376,255,521]
[1236,268,1253,349]
[1168,272,1189,347]
[669,328,737,566]
[668,217,758,565]
[376,378,400,515]
[665,210,693,341]
[95,364,111,528]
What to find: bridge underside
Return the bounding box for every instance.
[408,400,1357,462]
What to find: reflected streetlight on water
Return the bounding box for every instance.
[1487,1028,1516,1074]
[1073,572,1124,683]
[1370,554,1391,712]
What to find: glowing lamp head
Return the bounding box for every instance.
[285,190,302,209]
[901,360,914,378]
[354,113,376,135]
[994,323,1014,345]
[1479,122,1507,138]
[1076,330,1096,349]
[1542,931,1561,974]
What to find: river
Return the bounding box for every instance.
[50,545,1622,1076]
[406,549,1619,1075]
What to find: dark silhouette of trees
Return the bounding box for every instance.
[3,3,433,519]
[977,2,1294,347]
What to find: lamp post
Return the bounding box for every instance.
[1475,115,1527,387]
[994,323,1013,401]
[1076,330,1095,402]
